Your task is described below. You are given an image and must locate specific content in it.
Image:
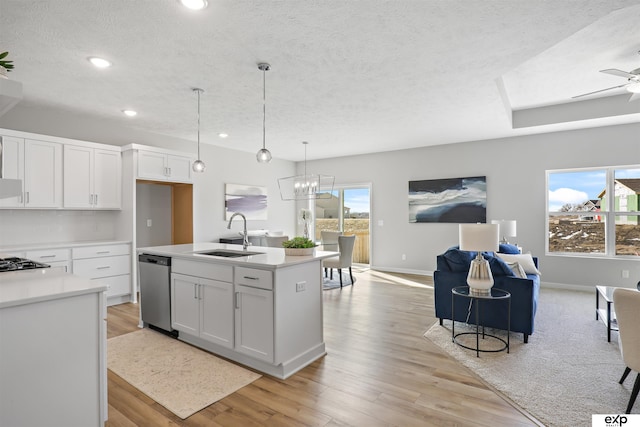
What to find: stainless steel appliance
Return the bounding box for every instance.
[138,254,176,336]
[0,257,50,272]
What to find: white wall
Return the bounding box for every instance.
[136,183,172,247]
[192,143,296,243]
[302,122,640,289]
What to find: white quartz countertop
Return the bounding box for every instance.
[0,269,108,309]
[137,243,338,269]
[0,240,132,253]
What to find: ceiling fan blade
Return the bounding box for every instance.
[600,68,636,79]
[572,84,628,99]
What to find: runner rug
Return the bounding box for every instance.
[424,288,631,427]
[108,328,261,419]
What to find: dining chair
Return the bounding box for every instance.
[265,235,289,248]
[321,230,341,251]
[323,235,356,288]
[613,287,640,414]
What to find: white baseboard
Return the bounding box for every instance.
[539,281,593,292]
[369,265,433,276]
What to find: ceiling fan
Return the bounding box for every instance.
[573,67,640,101]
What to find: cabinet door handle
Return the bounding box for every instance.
[39,255,57,259]
[168,167,171,176]
[96,251,110,254]
[243,276,259,281]
[89,194,93,204]
[19,192,23,203]
[194,284,198,299]
[94,194,98,205]
[96,266,111,270]
[25,191,29,204]
[235,292,240,309]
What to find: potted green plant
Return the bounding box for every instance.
[0,52,14,78]
[282,236,316,256]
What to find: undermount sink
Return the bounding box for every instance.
[196,250,264,258]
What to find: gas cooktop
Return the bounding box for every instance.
[0,257,51,273]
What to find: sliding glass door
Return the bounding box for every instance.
[315,186,370,265]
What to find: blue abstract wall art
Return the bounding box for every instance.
[409,176,487,223]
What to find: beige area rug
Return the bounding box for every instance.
[424,288,633,427]
[108,328,261,419]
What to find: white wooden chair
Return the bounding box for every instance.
[265,235,288,248]
[323,235,356,288]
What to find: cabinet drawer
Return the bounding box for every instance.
[25,248,70,263]
[172,259,233,282]
[73,244,130,259]
[235,267,273,290]
[73,255,130,279]
[95,274,130,298]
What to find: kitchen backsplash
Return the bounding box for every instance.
[0,210,117,247]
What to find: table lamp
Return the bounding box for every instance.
[491,219,516,244]
[459,223,499,296]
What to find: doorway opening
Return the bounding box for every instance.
[314,185,370,267]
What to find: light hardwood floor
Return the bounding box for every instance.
[106,269,541,426]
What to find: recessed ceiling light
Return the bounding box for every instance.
[88,57,112,68]
[122,110,137,117]
[180,0,208,10]
[218,133,228,138]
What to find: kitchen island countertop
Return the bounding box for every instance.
[136,242,337,270]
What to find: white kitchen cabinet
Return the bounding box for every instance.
[72,243,132,303]
[171,271,234,349]
[234,283,274,362]
[25,248,71,273]
[64,145,121,209]
[201,277,235,347]
[171,273,200,335]
[137,150,193,183]
[0,137,62,208]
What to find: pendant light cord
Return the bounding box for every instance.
[197,89,201,160]
[262,67,266,150]
[303,141,307,178]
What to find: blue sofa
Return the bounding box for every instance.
[433,245,540,343]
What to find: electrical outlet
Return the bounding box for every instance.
[147,219,152,227]
[402,254,406,261]
[622,270,630,279]
[296,281,306,292]
[378,220,384,226]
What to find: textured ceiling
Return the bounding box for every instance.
[1,0,639,161]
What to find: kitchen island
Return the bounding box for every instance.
[0,269,108,426]
[136,243,338,379]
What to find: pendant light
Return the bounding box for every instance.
[192,88,206,173]
[278,142,334,200]
[256,63,273,163]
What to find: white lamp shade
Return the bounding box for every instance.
[459,223,499,252]
[491,219,517,238]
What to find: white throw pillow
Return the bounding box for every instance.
[497,253,541,275]
[506,261,527,279]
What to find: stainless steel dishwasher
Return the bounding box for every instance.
[138,254,177,336]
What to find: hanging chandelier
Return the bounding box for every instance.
[278,142,334,200]
[192,88,206,173]
[256,63,273,163]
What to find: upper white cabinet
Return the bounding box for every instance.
[0,136,62,208]
[64,145,121,209]
[137,150,193,183]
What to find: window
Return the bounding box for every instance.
[547,167,640,257]
[314,186,371,264]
